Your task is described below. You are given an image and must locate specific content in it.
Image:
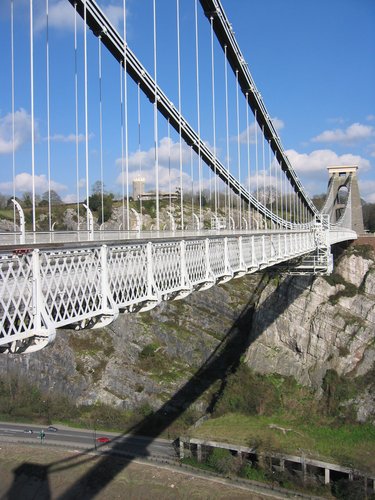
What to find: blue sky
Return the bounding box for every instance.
[0,0,374,205]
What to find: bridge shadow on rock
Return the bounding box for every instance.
[4,273,311,500]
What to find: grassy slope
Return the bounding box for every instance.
[190,413,375,474]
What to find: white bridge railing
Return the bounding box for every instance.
[0,227,357,354]
[1,230,321,354]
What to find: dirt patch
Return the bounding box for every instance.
[0,443,269,499]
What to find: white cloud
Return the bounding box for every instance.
[0,109,32,154]
[327,117,346,124]
[286,149,371,176]
[116,164,192,194]
[359,179,375,200]
[35,0,76,32]
[126,136,191,170]
[35,1,125,34]
[366,115,375,122]
[115,137,218,193]
[62,193,78,203]
[48,133,86,143]
[0,172,67,194]
[312,122,374,145]
[102,5,124,33]
[237,117,284,144]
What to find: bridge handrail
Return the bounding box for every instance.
[0,229,324,354]
[0,228,314,249]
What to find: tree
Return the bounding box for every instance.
[257,186,278,207]
[21,192,41,208]
[7,196,21,208]
[86,192,114,224]
[311,193,326,211]
[0,194,8,209]
[362,202,375,232]
[22,192,33,208]
[40,190,62,206]
[92,180,106,195]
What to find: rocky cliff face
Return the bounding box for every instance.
[0,274,262,411]
[1,244,374,423]
[245,243,375,423]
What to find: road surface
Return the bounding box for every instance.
[0,422,176,460]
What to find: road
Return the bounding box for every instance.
[0,422,321,499]
[0,422,176,460]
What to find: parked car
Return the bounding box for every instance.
[23,429,33,434]
[96,437,110,443]
[47,426,58,432]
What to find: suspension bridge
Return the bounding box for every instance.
[0,0,361,354]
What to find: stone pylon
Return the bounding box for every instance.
[327,165,364,233]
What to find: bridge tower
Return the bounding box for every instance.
[327,165,364,233]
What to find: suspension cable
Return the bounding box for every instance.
[275,152,279,227]
[288,181,291,225]
[224,45,231,227]
[120,62,125,228]
[98,35,104,226]
[210,16,218,221]
[262,125,266,228]
[83,0,90,230]
[190,146,194,217]
[268,139,272,226]
[235,70,241,228]
[11,0,16,231]
[153,0,159,231]
[30,0,36,232]
[168,118,171,213]
[46,0,51,231]
[176,0,183,230]
[137,82,142,219]
[254,109,258,229]
[74,3,80,228]
[281,169,284,222]
[123,0,130,231]
[246,93,251,229]
[286,172,289,222]
[194,0,202,226]
[282,170,285,222]
[298,193,301,225]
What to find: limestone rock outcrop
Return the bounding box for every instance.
[245,244,375,422]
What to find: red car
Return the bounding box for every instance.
[96,436,110,443]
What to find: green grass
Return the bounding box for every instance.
[190,413,375,474]
[0,209,14,221]
[137,341,193,383]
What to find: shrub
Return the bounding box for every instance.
[207,448,241,475]
[333,478,371,500]
[239,463,268,482]
[213,365,280,417]
[139,343,160,359]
